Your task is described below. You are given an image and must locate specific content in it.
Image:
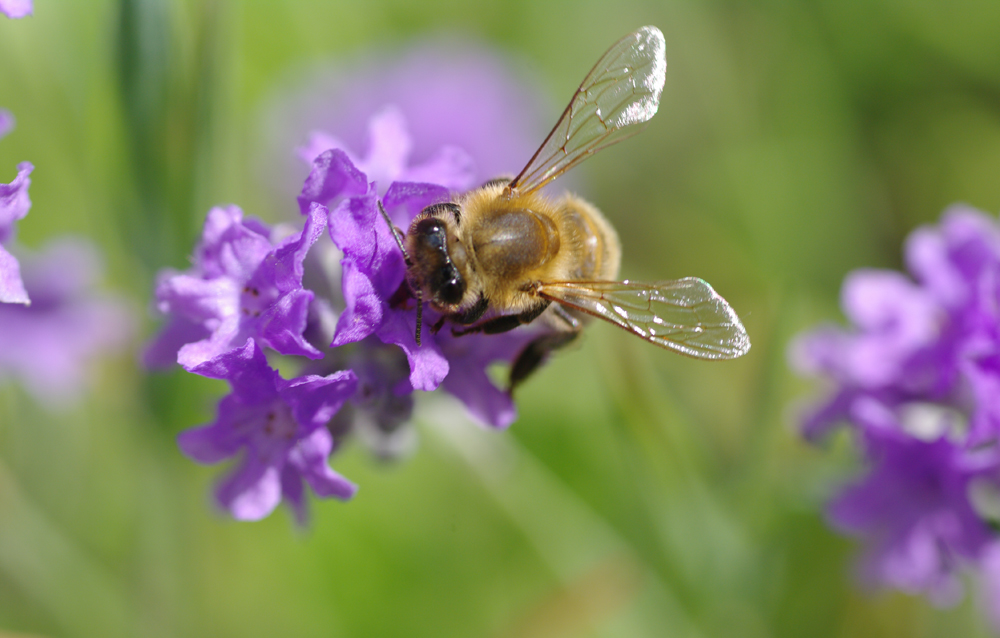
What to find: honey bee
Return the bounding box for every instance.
[379,26,750,388]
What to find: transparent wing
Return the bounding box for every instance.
[537,278,750,359]
[507,26,666,197]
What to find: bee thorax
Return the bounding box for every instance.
[473,209,560,278]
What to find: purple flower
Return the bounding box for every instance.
[791,204,1000,618]
[0,162,33,304]
[0,0,31,18]
[150,203,327,370]
[298,114,540,426]
[169,42,551,524]
[0,238,134,405]
[177,339,358,523]
[295,244,419,460]
[295,118,462,394]
[827,407,998,605]
[281,40,546,423]
[307,175,451,391]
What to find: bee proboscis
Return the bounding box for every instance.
[379,25,750,389]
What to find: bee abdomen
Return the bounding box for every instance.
[474,209,560,278]
[559,195,621,282]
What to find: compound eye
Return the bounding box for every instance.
[438,267,466,306]
[413,218,447,249]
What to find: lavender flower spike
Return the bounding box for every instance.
[153,203,327,370]
[791,204,1000,623]
[296,120,464,392]
[178,339,358,523]
[827,418,998,605]
[298,110,546,425]
[0,0,32,18]
[0,162,34,304]
[0,238,134,405]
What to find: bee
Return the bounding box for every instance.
[379,25,750,389]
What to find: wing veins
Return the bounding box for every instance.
[507,26,666,196]
[536,279,750,360]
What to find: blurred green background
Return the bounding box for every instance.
[3,0,1000,636]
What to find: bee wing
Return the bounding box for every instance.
[537,278,750,359]
[507,26,667,197]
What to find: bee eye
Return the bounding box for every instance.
[438,267,465,305]
[425,226,445,249]
[414,218,447,248]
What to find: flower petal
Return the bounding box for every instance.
[0,162,33,244]
[297,149,368,215]
[377,308,448,392]
[281,369,358,429]
[287,427,357,500]
[176,412,245,463]
[216,456,283,521]
[402,146,475,191]
[382,180,452,228]
[361,105,413,185]
[297,130,351,165]
[0,243,28,304]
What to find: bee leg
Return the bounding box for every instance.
[509,304,583,390]
[452,300,550,337]
[509,329,580,392]
[450,294,489,326]
[430,316,447,334]
[550,303,582,331]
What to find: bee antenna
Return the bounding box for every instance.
[377,199,423,346]
[415,293,423,347]
[377,199,412,266]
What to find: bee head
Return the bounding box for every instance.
[405,205,469,311]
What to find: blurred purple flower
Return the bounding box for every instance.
[0,110,13,139]
[177,339,358,523]
[149,203,326,370]
[0,238,134,405]
[827,406,998,605]
[791,204,1000,617]
[298,105,474,194]
[2,0,38,301]
[0,0,31,18]
[0,162,32,304]
[260,37,547,201]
